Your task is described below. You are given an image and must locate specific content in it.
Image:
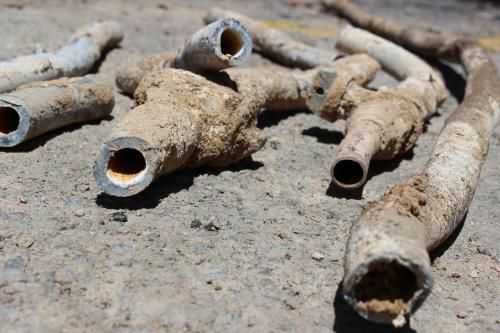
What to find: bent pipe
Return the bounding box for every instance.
[0,76,114,147]
[322,0,500,327]
[0,21,123,94]
[204,8,339,69]
[95,68,265,197]
[307,26,446,189]
[115,18,252,94]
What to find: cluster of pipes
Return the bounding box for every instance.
[1,0,498,327]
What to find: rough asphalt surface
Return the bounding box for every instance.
[0,0,499,332]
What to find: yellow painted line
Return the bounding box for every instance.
[478,36,500,53]
[263,19,337,38]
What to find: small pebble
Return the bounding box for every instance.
[204,222,220,232]
[469,270,479,279]
[19,197,28,204]
[456,311,468,319]
[311,251,325,261]
[75,209,85,217]
[191,219,202,229]
[110,211,128,223]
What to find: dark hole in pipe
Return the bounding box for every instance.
[353,260,419,315]
[220,28,243,56]
[316,87,325,95]
[0,107,20,135]
[107,148,146,183]
[333,160,364,186]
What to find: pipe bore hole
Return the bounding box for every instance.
[333,160,364,186]
[107,148,146,184]
[220,28,243,56]
[0,107,20,136]
[353,260,419,316]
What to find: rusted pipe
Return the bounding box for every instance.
[0,21,123,94]
[95,68,265,197]
[204,8,339,69]
[0,76,114,147]
[321,0,500,326]
[115,19,252,94]
[307,25,446,189]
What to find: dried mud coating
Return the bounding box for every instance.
[95,68,265,197]
[115,52,175,95]
[322,0,500,326]
[0,21,123,93]
[307,26,446,189]
[0,75,114,147]
[221,54,380,112]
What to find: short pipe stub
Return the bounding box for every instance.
[95,137,155,197]
[0,97,30,147]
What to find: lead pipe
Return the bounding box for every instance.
[0,75,114,147]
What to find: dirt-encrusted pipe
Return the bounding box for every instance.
[321,0,500,326]
[102,54,380,197]
[0,21,123,94]
[95,68,265,197]
[204,8,339,69]
[115,19,252,94]
[307,25,446,189]
[0,76,114,147]
[220,53,380,112]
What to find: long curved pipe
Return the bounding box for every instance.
[0,21,123,93]
[322,0,500,326]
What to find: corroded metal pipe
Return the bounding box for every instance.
[96,68,264,197]
[115,19,252,94]
[102,54,380,197]
[307,25,446,189]
[204,8,339,69]
[0,76,114,147]
[322,0,500,327]
[0,21,123,93]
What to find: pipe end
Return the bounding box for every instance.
[95,137,154,197]
[0,98,30,148]
[331,158,368,189]
[215,18,252,67]
[343,256,432,327]
[307,68,345,122]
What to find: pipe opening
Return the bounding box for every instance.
[106,148,146,184]
[220,28,244,57]
[315,87,325,95]
[0,107,20,136]
[332,159,364,187]
[353,260,419,316]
